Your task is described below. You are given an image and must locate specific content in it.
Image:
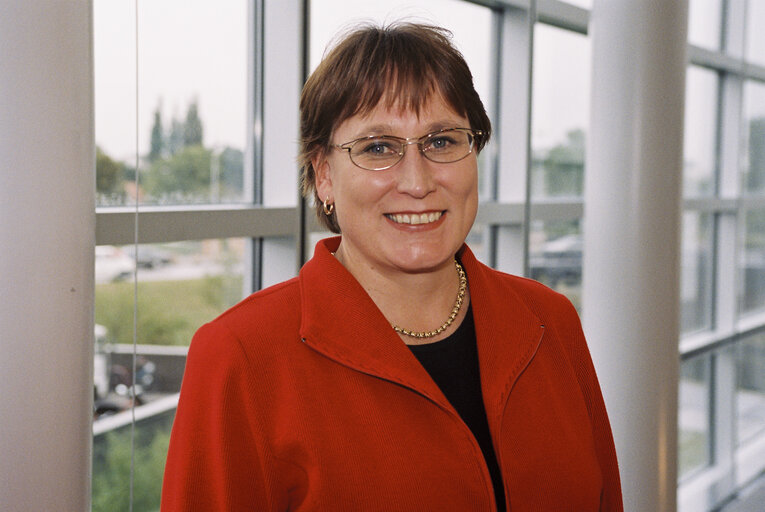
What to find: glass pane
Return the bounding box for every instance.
[743,81,765,194]
[687,0,723,51]
[531,25,590,199]
[528,219,582,310]
[683,67,718,197]
[679,355,711,479]
[745,0,765,67]
[94,0,248,206]
[680,211,714,333]
[93,238,247,509]
[741,209,765,315]
[736,333,765,445]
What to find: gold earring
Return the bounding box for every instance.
[323,197,334,216]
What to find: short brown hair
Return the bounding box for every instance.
[299,22,492,233]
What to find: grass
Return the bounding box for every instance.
[95,274,244,346]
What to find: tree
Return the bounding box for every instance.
[183,101,203,147]
[168,118,184,156]
[148,105,164,162]
[96,146,124,197]
[142,145,213,200]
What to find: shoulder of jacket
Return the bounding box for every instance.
[191,276,302,351]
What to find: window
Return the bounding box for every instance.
[531,24,590,200]
[679,2,765,509]
[529,24,589,303]
[93,1,255,509]
[95,0,248,207]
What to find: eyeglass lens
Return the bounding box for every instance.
[349,129,475,170]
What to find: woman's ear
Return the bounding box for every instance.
[313,154,333,202]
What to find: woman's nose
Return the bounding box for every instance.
[395,144,436,197]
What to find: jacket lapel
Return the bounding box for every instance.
[298,237,452,410]
[458,246,545,425]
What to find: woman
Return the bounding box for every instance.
[162,23,622,511]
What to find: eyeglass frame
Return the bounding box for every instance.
[332,127,483,171]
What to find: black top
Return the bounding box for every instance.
[407,304,506,512]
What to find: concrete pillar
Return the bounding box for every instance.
[0,1,95,510]
[583,1,688,511]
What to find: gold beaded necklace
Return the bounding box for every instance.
[392,259,467,339]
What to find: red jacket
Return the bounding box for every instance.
[162,237,622,511]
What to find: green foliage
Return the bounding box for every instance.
[183,101,204,147]
[95,276,243,346]
[142,145,213,201]
[141,144,244,202]
[96,146,126,198]
[134,100,244,201]
[92,421,172,512]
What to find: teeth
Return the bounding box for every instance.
[387,211,442,225]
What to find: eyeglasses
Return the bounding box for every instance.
[333,127,482,171]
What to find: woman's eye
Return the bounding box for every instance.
[359,140,395,156]
[428,135,456,150]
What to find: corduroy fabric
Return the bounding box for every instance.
[161,237,623,511]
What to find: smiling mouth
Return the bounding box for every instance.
[384,211,444,225]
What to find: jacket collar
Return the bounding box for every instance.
[299,237,544,414]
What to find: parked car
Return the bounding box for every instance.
[123,245,174,269]
[529,234,583,287]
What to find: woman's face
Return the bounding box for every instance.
[314,94,479,275]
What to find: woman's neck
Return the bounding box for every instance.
[333,244,470,345]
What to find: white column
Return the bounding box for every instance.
[0,1,94,511]
[583,1,688,511]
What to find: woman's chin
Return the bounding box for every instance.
[386,249,457,274]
